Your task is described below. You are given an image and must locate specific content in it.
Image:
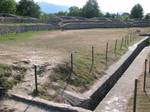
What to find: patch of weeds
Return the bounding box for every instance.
[13,74,24,83]
[31,82,61,101]
[49,55,96,88]
[31,89,39,97]
[49,63,70,82]
[0,77,14,90]
[0,64,27,92]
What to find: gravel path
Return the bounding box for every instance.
[95,46,150,112]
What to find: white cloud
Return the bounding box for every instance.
[99,0,149,14]
[16,0,150,14]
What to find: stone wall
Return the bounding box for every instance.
[0,17,42,23]
[1,16,150,34]
[62,22,128,29]
[62,20,150,29]
[0,24,56,35]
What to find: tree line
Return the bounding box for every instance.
[0,0,40,18]
[0,0,150,20]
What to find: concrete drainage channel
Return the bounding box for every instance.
[9,36,149,112]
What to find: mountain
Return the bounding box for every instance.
[38,2,69,13]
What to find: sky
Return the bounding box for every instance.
[16,0,150,14]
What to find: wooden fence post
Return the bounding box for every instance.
[129,35,131,43]
[129,34,132,43]
[120,38,123,49]
[127,36,129,45]
[134,35,136,42]
[92,46,94,65]
[149,59,150,73]
[34,65,38,95]
[124,37,127,47]
[133,79,138,112]
[114,40,117,56]
[131,32,133,42]
[71,53,73,73]
[143,59,147,92]
[106,42,108,66]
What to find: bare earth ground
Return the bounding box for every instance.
[0,28,148,65]
[0,28,150,112]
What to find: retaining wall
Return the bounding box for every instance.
[62,22,150,29]
[62,22,128,29]
[0,17,42,23]
[0,24,57,35]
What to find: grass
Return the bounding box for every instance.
[0,31,49,42]
[71,33,139,86]
[0,64,27,92]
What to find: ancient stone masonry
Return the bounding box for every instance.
[62,19,150,29]
[0,15,150,34]
[0,25,56,35]
[0,17,42,23]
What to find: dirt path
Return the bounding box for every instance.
[95,46,150,112]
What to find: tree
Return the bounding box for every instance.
[120,13,130,20]
[0,0,16,14]
[104,12,111,18]
[17,0,41,18]
[144,13,150,20]
[55,11,67,16]
[104,12,117,18]
[40,13,56,19]
[130,4,144,19]
[82,0,100,18]
[68,6,81,17]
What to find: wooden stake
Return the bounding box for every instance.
[71,53,73,73]
[133,79,138,112]
[143,59,147,92]
[92,46,94,65]
[114,40,117,56]
[106,42,108,66]
[120,38,124,49]
[34,65,38,95]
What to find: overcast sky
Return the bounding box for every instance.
[16,0,150,14]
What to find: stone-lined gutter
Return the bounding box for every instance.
[8,36,149,112]
[62,36,150,110]
[9,93,91,112]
